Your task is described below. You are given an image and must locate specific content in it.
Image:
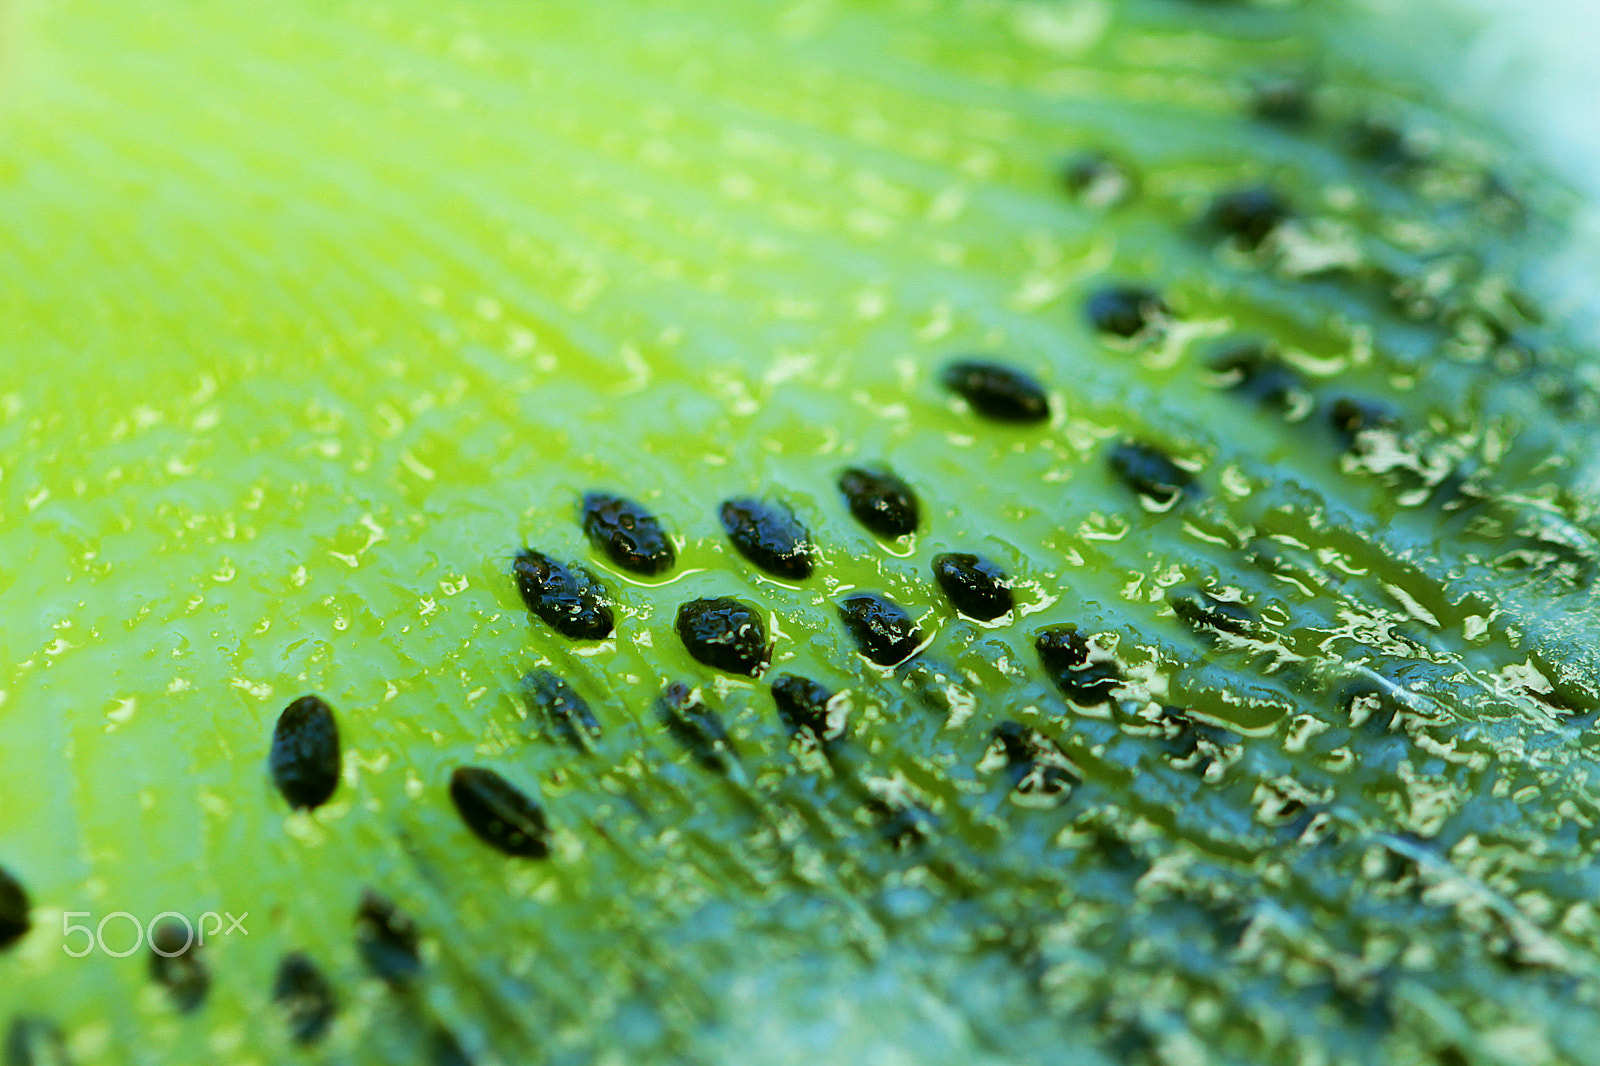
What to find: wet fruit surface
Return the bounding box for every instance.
[3,2,1600,1064]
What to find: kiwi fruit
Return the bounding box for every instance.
[4,1,1600,1064]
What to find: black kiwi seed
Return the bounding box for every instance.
[1170,590,1255,637]
[719,497,816,579]
[355,890,422,985]
[838,467,919,539]
[429,1028,474,1066]
[1347,115,1416,169]
[1206,187,1289,249]
[1250,75,1313,124]
[1061,151,1136,207]
[448,767,552,859]
[580,492,676,575]
[658,682,738,773]
[520,669,603,750]
[1328,397,1399,448]
[865,798,935,850]
[511,550,615,641]
[4,1017,68,1066]
[838,593,924,667]
[1209,340,1305,410]
[273,952,337,1046]
[1086,284,1167,338]
[149,917,209,1013]
[770,673,840,740]
[992,720,1035,767]
[269,695,341,811]
[0,867,29,951]
[1108,440,1195,507]
[931,552,1014,621]
[675,597,771,677]
[992,721,1081,792]
[940,359,1052,424]
[1035,625,1122,706]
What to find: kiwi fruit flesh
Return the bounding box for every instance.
[4,1,1600,1064]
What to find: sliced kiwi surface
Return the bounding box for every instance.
[4,1,1600,1064]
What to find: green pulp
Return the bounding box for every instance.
[3,1,1600,1063]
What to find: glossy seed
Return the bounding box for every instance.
[675,597,771,677]
[1347,116,1415,169]
[992,721,1044,771]
[992,721,1081,793]
[430,1029,473,1066]
[520,669,602,750]
[1171,591,1255,636]
[940,359,1051,423]
[269,695,341,811]
[0,867,29,951]
[931,552,1013,621]
[1206,187,1289,249]
[1061,151,1136,208]
[902,657,975,721]
[274,952,336,1046]
[838,593,923,667]
[1086,284,1166,338]
[1250,75,1313,124]
[770,674,840,740]
[1209,340,1305,410]
[719,498,815,579]
[1036,626,1122,705]
[3,1017,68,1066]
[580,492,675,574]
[838,467,919,539]
[865,798,934,850]
[355,890,421,985]
[149,917,209,1013]
[450,767,551,859]
[1108,441,1195,507]
[1328,397,1399,448]
[658,682,737,773]
[511,549,614,640]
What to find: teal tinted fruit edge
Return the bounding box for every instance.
[3,1,1600,1064]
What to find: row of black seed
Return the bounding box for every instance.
[499,349,1189,842]
[254,697,493,1046]
[518,471,1022,677]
